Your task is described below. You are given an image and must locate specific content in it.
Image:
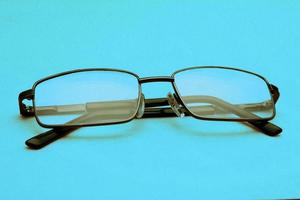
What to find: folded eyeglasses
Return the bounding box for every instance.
[19,66,282,149]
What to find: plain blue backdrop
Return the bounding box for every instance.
[1,1,300,199]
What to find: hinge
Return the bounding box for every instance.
[18,89,34,117]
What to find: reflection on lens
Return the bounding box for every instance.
[174,67,274,120]
[34,70,140,126]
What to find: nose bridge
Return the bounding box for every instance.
[139,76,174,84]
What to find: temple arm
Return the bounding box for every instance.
[33,99,272,118]
[18,85,280,118]
[20,84,281,149]
[24,97,281,149]
[25,99,281,149]
[143,95,282,136]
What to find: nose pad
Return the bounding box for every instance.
[167,92,185,118]
[136,93,145,119]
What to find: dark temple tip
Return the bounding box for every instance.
[249,121,282,137]
[25,138,44,149]
[25,128,76,150]
[263,123,282,136]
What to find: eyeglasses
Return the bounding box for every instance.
[19,66,282,149]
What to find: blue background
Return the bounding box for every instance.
[1,1,299,199]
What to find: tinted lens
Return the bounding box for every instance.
[34,70,140,126]
[174,67,274,120]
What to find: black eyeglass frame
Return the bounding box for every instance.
[19,66,281,149]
